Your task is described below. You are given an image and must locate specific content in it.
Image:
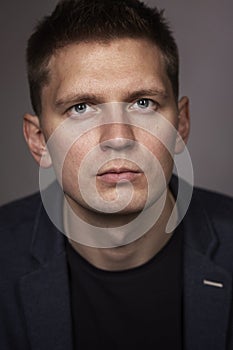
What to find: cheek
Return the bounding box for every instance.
[41,119,101,191]
[62,140,91,183]
[61,130,100,187]
[137,126,175,158]
[137,130,175,181]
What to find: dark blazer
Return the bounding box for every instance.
[0,179,233,350]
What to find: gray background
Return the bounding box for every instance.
[0,0,232,206]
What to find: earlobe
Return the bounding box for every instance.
[175,96,190,154]
[23,113,52,168]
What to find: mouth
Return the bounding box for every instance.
[97,166,143,184]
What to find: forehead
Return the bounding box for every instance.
[43,38,172,105]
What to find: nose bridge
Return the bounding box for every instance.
[100,103,136,151]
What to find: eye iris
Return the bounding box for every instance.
[75,103,87,113]
[137,99,149,108]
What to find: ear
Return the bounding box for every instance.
[175,96,190,154]
[23,113,52,168]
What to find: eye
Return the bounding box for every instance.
[131,98,158,112]
[137,99,150,108]
[68,103,96,118]
[74,103,88,114]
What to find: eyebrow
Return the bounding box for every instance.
[55,94,102,109]
[54,88,169,110]
[126,88,168,101]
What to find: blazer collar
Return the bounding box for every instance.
[30,181,65,266]
[169,175,218,257]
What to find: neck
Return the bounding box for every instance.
[64,188,177,271]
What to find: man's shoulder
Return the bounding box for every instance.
[192,185,233,222]
[0,192,42,231]
[171,175,233,226]
[191,186,233,264]
[0,192,42,258]
[0,193,43,279]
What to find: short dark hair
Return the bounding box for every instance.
[27,0,179,115]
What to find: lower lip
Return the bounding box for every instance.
[97,172,142,184]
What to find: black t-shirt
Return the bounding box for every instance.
[67,225,183,350]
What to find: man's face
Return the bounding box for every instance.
[29,38,189,218]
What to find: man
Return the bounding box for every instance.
[0,0,232,349]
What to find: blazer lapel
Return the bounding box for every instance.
[19,197,73,350]
[19,252,73,350]
[183,246,232,350]
[182,190,232,350]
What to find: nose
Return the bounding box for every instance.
[99,123,136,152]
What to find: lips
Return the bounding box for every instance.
[97,166,142,183]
